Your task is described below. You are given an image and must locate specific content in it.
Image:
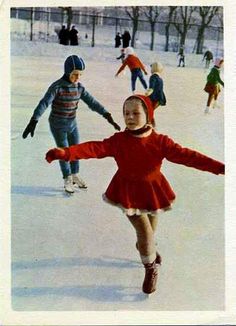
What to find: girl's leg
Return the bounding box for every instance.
[50,128,71,178]
[68,127,87,188]
[207,93,214,107]
[68,126,79,174]
[137,70,148,90]
[131,70,138,92]
[127,214,156,264]
[127,213,158,294]
[147,214,162,264]
[147,214,158,233]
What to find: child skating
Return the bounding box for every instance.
[204,57,224,113]
[22,55,120,194]
[177,46,185,67]
[45,94,224,295]
[115,47,148,94]
[145,61,166,109]
[116,48,125,64]
[203,50,213,69]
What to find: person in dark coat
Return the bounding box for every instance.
[203,50,213,69]
[115,32,122,48]
[122,30,131,48]
[69,26,79,46]
[58,25,69,45]
[177,46,185,67]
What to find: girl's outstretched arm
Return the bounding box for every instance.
[45,137,116,163]
[162,135,224,175]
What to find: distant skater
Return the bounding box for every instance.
[114,32,122,48]
[116,48,125,63]
[145,61,166,109]
[69,25,79,46]
[46,94,224,295]
[177,47,185,67]
[58,25,69,45]
[22,55,120,194]
[203,50,213,69]
[121,30,131,48]
[204,57,224,113]
[115,47,148,94]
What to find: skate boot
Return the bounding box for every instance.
[213,100,220,109]
[142,260,158,294]
[136,242,162,265]
[64,175,74,194]
[72,173,87,189]
[204,106,210,114]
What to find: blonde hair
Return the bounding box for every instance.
[151,62,163,74]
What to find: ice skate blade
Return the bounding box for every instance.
[142,292,155,299]
[64,188,74,195]
[73,184,88,190]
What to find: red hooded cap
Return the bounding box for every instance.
[124,94,155,124]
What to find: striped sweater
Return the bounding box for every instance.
[32,78,108,125]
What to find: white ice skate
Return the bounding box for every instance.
[64,175,74,194]
[213,100,220,109]
[72,173,87,189]
[204,106,210,114]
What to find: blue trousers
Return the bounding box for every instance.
[131,68,148,92]
[50,124,79,179]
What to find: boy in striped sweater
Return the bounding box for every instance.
[22,55,120,193]
[115,47,148,94]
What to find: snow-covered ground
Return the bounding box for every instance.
[9,38,225,316]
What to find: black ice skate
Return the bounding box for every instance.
[142,260,158,294]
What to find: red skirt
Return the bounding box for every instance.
[104,171,176,215]
[204,83,221,96]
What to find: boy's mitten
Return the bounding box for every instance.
[45,148,69,163]
[22,118,38,139]
[103,112,121,131]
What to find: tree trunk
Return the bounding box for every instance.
[66,8,73,30]
[131,19,138,47]
[180,32,186,48]
[196,27,205,54]
[150,23,155,51]
[91,15,96,47]
[30,7,35,41]
[165,24,170,52]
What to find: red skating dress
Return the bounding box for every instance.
[66,130,224,216]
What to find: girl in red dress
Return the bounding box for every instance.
[45,94,224,295]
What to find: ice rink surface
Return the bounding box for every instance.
[11,41,224,311]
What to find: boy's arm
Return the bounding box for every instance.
[162,135,224,175]
[22,84,57,139]
[81,89,120,130]
[32,84,58,120]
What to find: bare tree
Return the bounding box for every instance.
[125,6,140,47]
[216,6,223,28]
[142,6,160,51]
[195,6,219,54]
[173,6,196,48]
[164,6,177,51]
[59,6,73,29]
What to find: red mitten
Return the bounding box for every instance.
[45,148,68,163]
[219,164,225,175]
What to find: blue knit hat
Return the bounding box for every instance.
[64,55,85,75]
